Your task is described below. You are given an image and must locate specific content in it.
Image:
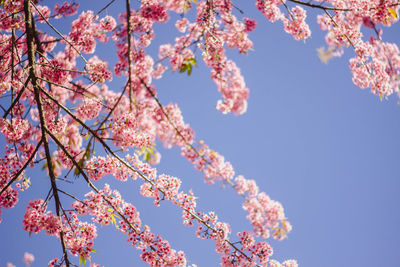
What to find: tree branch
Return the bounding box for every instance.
[23,1,70,265]
[39,82,259,266]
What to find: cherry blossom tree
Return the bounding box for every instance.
[0,0,399,266]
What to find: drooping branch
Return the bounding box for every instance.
[139,75,289,239]
[44,127,188,266]
[38,81,261,266]
[322,10,382,95]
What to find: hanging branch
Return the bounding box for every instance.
[38,81,261,266]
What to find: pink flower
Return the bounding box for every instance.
[87,56,112,83]
[140,2,169,22]
[282,6,311,41]
[0,82,11,97]
[54,2,79,18]
[76,98,103,120]
[35,5,51,23]
[47,258,59,267]
[23,252,35,265]
[100,16,117,31]
[175,18,189,32]
[244,18,257,32]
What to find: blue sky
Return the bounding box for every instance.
[1,1,400,266]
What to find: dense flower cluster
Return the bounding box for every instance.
[282,6,311,41]
[181,141,291,240]
[315,0,400,97]
[22,199,61,234]
[0,144,37,223]
[0,0,398,265]
[125,154,291,265]
[54,2,79,18]
[72,184,190,266]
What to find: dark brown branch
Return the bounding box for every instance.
[287,0,400,11]
[0,9,24,23]
[96,0,117,16]
[23,1,70,265]
[125,0,134,110]
[11,14,16,106]
[57,188,87,207]
[287,0,350,11]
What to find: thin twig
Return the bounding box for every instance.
[0,140,42,196]
[96,0,117,16]
[29,0,88,66]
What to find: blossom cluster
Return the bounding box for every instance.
[256,0,311,40]
[181,141,291,240]
[1,0,399,265]
[123,154,296,265]
[0,144,37,223]
[72,184,190,266]
[315,0,400,97]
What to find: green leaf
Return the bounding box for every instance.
[179,58,197,76]
[85,149,91,159]
[80,256,86,266]
[71,137,76,147]
[388,8,398,19]
[187,64,192,75]
[85,141,92,159]
[110,213,117,226]
[188,57,197,66]
[179,64,188,73]
[91,248,97,253]
[144,151,151,162]
[74,158,84,176]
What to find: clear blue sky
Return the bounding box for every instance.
[1,1,400,266]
